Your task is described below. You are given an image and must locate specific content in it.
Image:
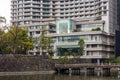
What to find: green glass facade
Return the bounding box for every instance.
[56,19,74,34]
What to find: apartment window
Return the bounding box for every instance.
[43,17,50,18]
[80,3,83,5]
[60,5,64,7]
[91,44,97,48]
[19,21,24,25]
[43,0,50,3]
[18,17,22,19]
[33,4,40,7]
[18,5,22,7]
[65,5,68,6]
[36,31,40,34]
[60,1,64,3]
[90,14,94,17]
[85,2,89,4]
[70,4,74,6]
[25,0,31,1]
[13,1,17,4]
[103,6,107,10]
[29,32,34,36]
[60,17,64,18]
[60,9,64,11]
[33,0,40,2]
[65,13,68,14]
[29,26,34,29]
[103,2,107,4]
[18,12,22,15]
[18,9,22,11]
[18,0,23,3]
[25,3,31,6]
[43,12,50,14]
[75,0,78,1]
[103,11,107,15]
[75,7,78,10]
[90,1,94,4]
[60,13,64,15]
[24,21,30,24]
[75,3,78,5]
[65,1,68,2]
[43,4,50,7]
[35,26,40,29]
[33,12,40,15]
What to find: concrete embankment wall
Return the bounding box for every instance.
[0,54,54,72]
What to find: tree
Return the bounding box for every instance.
[46,37,53,56]
[0,29,6,54]
[5,26,33,54]
[39,26,53,55]
[78,39,85,56]
[39,26,47,55]
[67,48,73,56]
[57,47,62,56]
[109,57,120,63]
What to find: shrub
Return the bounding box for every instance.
[92,27,101,31]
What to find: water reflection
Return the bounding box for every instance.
[0,72,119,80]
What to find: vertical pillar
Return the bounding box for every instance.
[118,69,120,79]
[34,47,36,55]
[34,52,36,55]
[97,71,101,77]
[79,69,81,74]
[69,68,72,76]
[40,52,42,55]
[46,53,48,55]
[118,67,120,71]
[58,69,60,74]
[53,43,57,57]
[85,68,87,77]
[97,59,100,65]
[40,47,42,55]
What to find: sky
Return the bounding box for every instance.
[0,0,11,24]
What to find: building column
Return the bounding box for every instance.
[40,47,42,55]
[97,59,100,65]
[34,52,36,55]
[69,68,72,76]
[53,43,57,57]
[33,47,36,55]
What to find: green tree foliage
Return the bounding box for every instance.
[46,37,53,56]
[78,39,85,56]
[57,47,62,56]
[109,57,120,63]
[58,52,69,63]
[39,27,46,54]
[39,26,53,55]
[0,29,6,53]
[0,26,33,54]
[67,48,73,56]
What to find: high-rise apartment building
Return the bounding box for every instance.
[11,0,119,62]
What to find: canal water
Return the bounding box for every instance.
[0,72,120,80]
